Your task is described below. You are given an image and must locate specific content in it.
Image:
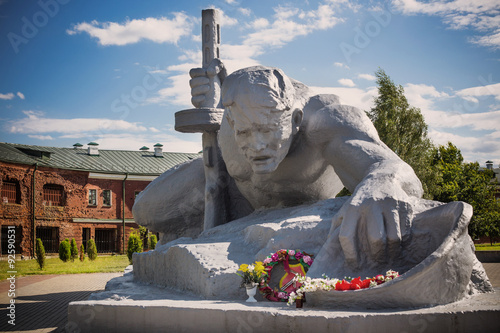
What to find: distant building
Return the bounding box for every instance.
[0,142,199,257]
[482,160,500,200]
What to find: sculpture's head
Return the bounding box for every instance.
[222,66,303,174]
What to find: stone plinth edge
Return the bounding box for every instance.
[175,108,224,133]
[67,291,500,333]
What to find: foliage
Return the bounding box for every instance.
[236,261,266,286]
[70,238,78,262]
[35,238,46,270]
[431,142,500,240]
[127,229,143,263]
[58,239,71,262]
[149,234,157,250]
[86,239,98,261]
[0,255,129,280]
[367,68,439,199]
[79,244,85,262]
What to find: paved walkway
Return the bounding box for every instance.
[0,272,122,332]
[0,265,499,333]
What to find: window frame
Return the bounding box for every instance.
[102,189,112,206]
[88,189,97,206]
[43,184,64,206]
[2,180,19,204]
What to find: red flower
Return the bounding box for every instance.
[335,279,351,291]
[361,278,372,289]
[350,277,362,290]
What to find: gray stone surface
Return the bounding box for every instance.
[133,64,492,308]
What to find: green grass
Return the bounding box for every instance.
[475,243,500,251]
[0,255,129,281]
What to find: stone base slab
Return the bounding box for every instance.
[67,290,500,333]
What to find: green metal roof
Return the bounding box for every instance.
[0,142,200,175]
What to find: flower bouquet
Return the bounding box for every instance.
[236,261,267,288]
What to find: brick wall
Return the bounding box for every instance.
[1,161,151,257]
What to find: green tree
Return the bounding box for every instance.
[35,238,46,270]
[70,238,78,262]
[127,229,143,263]
[79,243,85,261]
[149,234,157,250]
[367,68,439,199]
[431,142,500,240]
[87,239,98,261]
[59,239,71,262]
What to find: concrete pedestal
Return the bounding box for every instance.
[67,271,500,333]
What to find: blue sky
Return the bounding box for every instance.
[0,0,499,166]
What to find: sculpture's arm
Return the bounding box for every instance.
[308,104,423,267]
[132,158,206,238]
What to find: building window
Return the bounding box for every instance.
[2,180,20,204]
[102,190,112,206]
[43,184,64,206]
[95,229,117,253]
[36,227,59,253]
[88,189,97,206]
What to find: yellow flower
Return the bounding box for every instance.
[238,264,249,273]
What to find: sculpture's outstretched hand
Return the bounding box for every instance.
[333,180,414,267]
[189,59,227,108]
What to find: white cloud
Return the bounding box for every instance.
[334,62,350,69]
[8,111,148,134]
[358,73,376,81]
[239,8,251,16]
[250,18,269,30]
[0,93,15,100]
[392,0,500,49]
[28,135,54,140]
[338,78,356,87]
[17,92,25,99]
[67,13,194,46]
[455,82,500,101]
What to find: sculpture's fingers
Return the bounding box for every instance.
[192,83,210,97]
[338,210,359,266]
[190,76,209,88]
[366,205,386,262]
[191,95,205,108]
[189,67,206,79]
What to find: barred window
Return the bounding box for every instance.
[2,180,19,204]
[89,189,97,206]
[102,190,112,206]
[43,184,64,206]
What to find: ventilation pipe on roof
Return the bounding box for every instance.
[88,142,99,156]
[486,160,493,170]
[73,143,83,149]
[154,143,163,158]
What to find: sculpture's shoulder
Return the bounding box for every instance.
[303,95,378,144]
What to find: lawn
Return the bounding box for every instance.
[0,254,129,281]
[474,243,500,251]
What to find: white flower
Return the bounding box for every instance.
[248,265,255,271]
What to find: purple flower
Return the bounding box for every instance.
[271,253,279,261]
[295,252,303,259]
[277,292,286,299]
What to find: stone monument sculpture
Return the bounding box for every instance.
[132,9,492,308]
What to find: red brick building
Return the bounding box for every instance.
[0,142,199,257]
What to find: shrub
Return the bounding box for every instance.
[127,229,143,263]
[79,243,85,262]
[87,239,98,261]
[59,239,71,262]
[35,238,46,269]
[149,234,157,250]
[70,238,78,261]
